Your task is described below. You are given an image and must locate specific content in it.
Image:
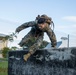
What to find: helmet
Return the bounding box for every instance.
[36,14,52,25]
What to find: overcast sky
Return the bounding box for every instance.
[0,0,76,47]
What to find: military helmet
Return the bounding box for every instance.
[36,14,52,25]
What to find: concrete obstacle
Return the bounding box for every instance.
[8,47,76,75]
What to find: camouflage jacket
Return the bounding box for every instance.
[16,21,57,43]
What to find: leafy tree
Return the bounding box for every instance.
[5,32,17,42]
[11,46,18,50]
[2,47,11,58]
[39,40,49,49]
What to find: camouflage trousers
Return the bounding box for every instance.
[19,31,43,54]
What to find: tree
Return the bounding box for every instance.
[39,40,49,49]
[4,32,17,47]
[2,47,11,58]
[5,32,17,42]
[11,46,18,50]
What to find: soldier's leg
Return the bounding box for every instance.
[24,35,43,61]
[29,36,43,54]
[19,31,33,47]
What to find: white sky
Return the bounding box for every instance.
[0,0,76,47]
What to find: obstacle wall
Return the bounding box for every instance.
[8,47,76,75]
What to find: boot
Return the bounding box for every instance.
[23,53,31,61]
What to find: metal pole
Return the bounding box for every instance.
[68,34,69,48]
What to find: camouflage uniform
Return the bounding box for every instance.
[15,21,57,54]
[16,21,56,53]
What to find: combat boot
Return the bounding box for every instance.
[23,53,31,61]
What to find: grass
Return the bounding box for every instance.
[0,59,8,75]
[0,58,8,61]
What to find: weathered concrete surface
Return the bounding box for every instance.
[8,47,76,75]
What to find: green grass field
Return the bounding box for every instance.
[0,59,8,75]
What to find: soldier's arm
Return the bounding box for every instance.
[15,21,37,33]
[46,27,57,47]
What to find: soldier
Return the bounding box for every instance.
[15,14,57,61]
